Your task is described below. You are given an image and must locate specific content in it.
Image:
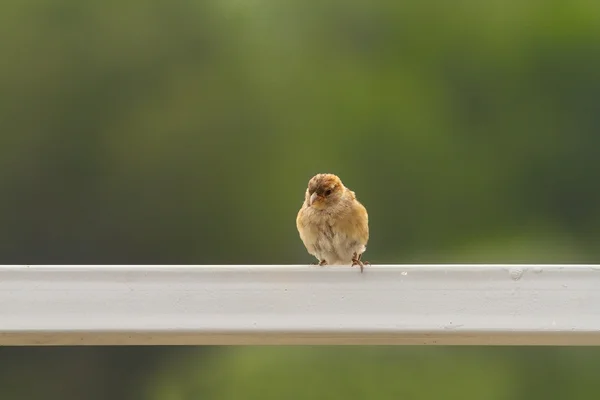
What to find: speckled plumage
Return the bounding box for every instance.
[296,173,369,271]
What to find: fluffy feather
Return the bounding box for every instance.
[296,173,369,271]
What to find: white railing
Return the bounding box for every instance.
[1,265,599,345]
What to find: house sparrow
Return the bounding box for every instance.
[296,173,370,272]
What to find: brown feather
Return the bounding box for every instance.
[296,173,369,267]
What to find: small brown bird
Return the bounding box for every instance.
[296,173,370,272]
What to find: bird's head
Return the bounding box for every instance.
[305,173,345,210]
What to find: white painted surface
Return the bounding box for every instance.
[0,265,599,345]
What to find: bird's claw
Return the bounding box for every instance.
[351,258,365,273]
[351,252,369,272]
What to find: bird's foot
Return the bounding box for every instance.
[352,253,369,272]
[351,258,364,273]
[311,260,328,266]
[351,254,365,273]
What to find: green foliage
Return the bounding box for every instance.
[147,347,600,400]
[1,0,599,398]
[2,0,600,264]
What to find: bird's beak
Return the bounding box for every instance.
[309,192,319,206]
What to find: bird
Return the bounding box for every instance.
[296,173,370,272]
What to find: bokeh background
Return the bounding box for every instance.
[1,0,600,398]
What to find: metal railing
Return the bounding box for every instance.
[1,264,599,345]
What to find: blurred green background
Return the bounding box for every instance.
[1,0,600,399]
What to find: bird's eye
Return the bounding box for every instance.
[325,189,332,196]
